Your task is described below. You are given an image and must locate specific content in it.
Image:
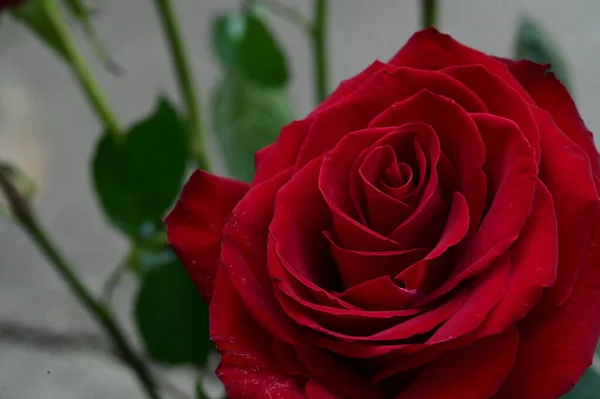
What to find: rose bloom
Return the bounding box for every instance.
[166,29,600,399]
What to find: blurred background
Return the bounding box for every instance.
[0,0,598,398]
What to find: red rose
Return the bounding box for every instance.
[166,28,600,399]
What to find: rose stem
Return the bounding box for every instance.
[151,0,211,171]
[422,0,439,29]
[40,0,122,141]
[0,168,162,399]
[312,0,330,104]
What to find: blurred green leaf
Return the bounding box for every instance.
[212,10,289,86]
[212,72,294,181]
[562,366,600,398]
[92,98,187,239]
[515,16,571,91]
[134,256,210,366]
[11,0,69,59]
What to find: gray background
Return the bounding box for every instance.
[0,0,599,398]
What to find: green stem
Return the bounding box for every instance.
[152,0,210,171]
[0,171,161,399]
[312,0,329,104]
[422,0,438,29]
[40,0,122,139]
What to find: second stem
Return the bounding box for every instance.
[152,0,210,171]
[312,0,329,104]
[41,0,122,140]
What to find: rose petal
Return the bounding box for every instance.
[395,328,519,399]
[165,170,249,302]
[320,127,404,251]
[478,179,558,336]
[305,379,342,399]
[221,169,296,342]
[296,67,486,168]
[269,158,339,291]
[359,146,415,234]
[326,231,428,289]
[211,268,306,399]
[390,28,533,101]
[311,60,388,116]
[298,345,384,399]
[533,107,599,304]
[252,120,311,186]
[494,188,600,398]
[503,59,600,173]
[418,113,537,305]
[275,283,467,340]
[442,64,541,164]
[428,253,510,344]
[337,276,418,311]
[369,90,487,236]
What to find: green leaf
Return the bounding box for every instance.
[212,72,294,181]
[134,255,210,366]
[515,16,571,91]
[211,10,289,86]
[92,98,188,239]
[562,367,600,398]
[11,0,69,60]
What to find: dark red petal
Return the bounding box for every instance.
[296,67,486,168]
[305,380,342,399]
[443,64,541,164]
[359,146,415,234]
[326,231,428,289]
[210,268,306,399]
[478,179,558,335]
[426,191,470,259]
[165,170,249,302]
[269,158,339,291]
[311,60,387,116]
[276,284,467,340]
[390,28,533,101]
[254,143,273,170]
[298,345,384,399]
[503,59,600,174]
[395,328,519,399]
[320,127,404,251]
[337,276,417,310]
[419,113,537,305]
[252,120,311,186]
[369,90,487,234]
[534,107,599,304]
[494,190,600,398]
[428,253,510,344]
[221,169,296,342]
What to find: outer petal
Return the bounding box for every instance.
[211,267,307,399]
[221,169,297,342]
[495,185,600,399]
[165,170,249,302]
[502,59,600,173]
[534,107,599,304]
[390,28,533,101]
[396,328,519,399]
